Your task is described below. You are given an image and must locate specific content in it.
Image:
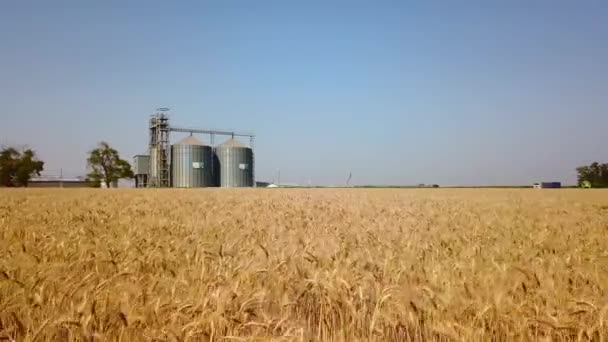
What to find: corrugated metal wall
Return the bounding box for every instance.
[170,144,214,187]
[216,143,254,187]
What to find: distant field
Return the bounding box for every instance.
[1,189,607,341]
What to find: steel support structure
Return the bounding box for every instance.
[148,112,170,187]
[169,127,254,138]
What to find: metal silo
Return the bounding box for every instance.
[170,136,214,187]
[216,138,254,187]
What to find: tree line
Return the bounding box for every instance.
[576,162,608,188]
[0,142,132,188]
[1,143,607,188]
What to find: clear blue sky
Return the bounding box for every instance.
[1,1,606,185]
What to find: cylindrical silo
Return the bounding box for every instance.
[170,136,214,188]
[216,138,254,187]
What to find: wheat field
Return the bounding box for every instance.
[0,188,607,341]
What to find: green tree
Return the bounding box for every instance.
[576,162,608,188]
[0,147,44,187]
[86,142,133,188]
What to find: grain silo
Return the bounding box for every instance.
[170,136,214,187]
[216,138,254,187]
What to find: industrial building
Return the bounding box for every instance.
[134,109,255,188]
[29,176,88,188]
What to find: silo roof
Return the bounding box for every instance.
[175,136,208,146]
[219,138,246,148]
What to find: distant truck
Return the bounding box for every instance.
[533,182,561,189]
[417,184,440,188]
